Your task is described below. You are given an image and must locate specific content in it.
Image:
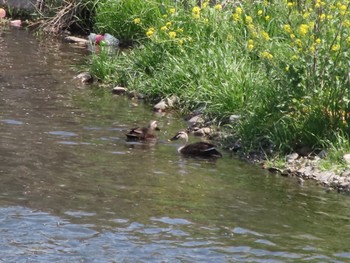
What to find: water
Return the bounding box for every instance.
[1,27,350,262]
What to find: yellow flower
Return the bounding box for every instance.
[236,7,243,15]
[315,38,321,44]
[260,51,273,60]
[178,39,184,45]
[298,24,309,36]
[285,66,290,71]
[166,21,172,27]
[248,39,254,45]
[232,13,240,21]
[214,4,222,10]
[287,2,294,7]
[309,45,315,52]
[162,14,168,18]
[319,13,326,21]
[290,34,296,40]
[248,44,254,51]
[245,15,253,24]
[258,10,263,16]
[169,8,176,14]
[344,20,350,27]
[177,28,184,33]
[192,6,201,19]
[327,14,333,20]
[168,31,176,39]
[265,15,270,21]
[347,36,350,45]
[303,12,310,19]
[283,24,292,33]
[339,5,347,15]
[133,18,141,25]
[146,27,155,37]
[295,38,302,47]
[160,26,167,31]
[331,44,340,51]
[261,30,270,41]
[291,55,298,60]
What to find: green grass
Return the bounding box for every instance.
[88,0,350,158]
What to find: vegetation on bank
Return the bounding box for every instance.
[32,0,350,166]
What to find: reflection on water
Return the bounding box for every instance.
[1,27,350,262]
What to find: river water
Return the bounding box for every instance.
[1,27,350,262]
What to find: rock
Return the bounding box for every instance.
[229,114,241,124]
[153,100,168,112]
[343,153,350,165]
[187,115,204,125]
[9,19,21,27]
[315,171,336,185]
[192,127,212,136]
[166,95,178,107]
[74,72,93,84]
[64,36,89,45]
[112,86,127,95]
[286,152,299,163]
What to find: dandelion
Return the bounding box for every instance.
[309,45,315,52]
[192,6,201,19]
[298,24,309,36]
[169,8,176,14]
[331,44,340,51]
[248,39,254,51]
[214,4,222,10]
[283,24,292,33]
[287,2,293,8]
[245,15,253,24]
[236,7,243,15]
[292,55,298,60]
[295,38,302,47]
[315,38,321,44]
[290,34,296,40]
[344,20,350,27]
[232,13,240,21]
[202,0,209,8]
[347,36,350,45]
[319,13,326,21]
[177,28,184,33]
[133,18,141,25]
[260,51,273,60]
[285,66,290,71]
[178,39,184,45]
[261,30,270,41]
[146,27,155,37]
[161,26,167,31]
[166,21,172,27]
[327,14,333,19]
[303,12,310,19]
[339,5,347,15]
[258,10,263,16]
[169,31,177,39]
[265,15,270,21]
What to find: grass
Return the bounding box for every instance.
[87,0,350,160]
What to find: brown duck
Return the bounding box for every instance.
[126,120,160,141]
[169,130,222,158]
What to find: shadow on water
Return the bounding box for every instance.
[1,27,350,262]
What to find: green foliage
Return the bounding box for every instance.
[90,0,350,155]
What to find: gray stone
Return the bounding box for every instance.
[188,115,204,125]
[286,152,299,163]
[112,86,127,95]
[343,153,350,165]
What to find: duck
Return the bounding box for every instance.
[169,130,222,158]
[125,120,160,141]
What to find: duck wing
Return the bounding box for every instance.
[182,142,222,157]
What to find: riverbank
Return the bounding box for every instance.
[3,0,350,193]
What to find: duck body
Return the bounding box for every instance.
[126,120,160,141]
[170,131,222,158]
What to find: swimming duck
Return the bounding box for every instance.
[125,120,160,141]
[169,130,222,158]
